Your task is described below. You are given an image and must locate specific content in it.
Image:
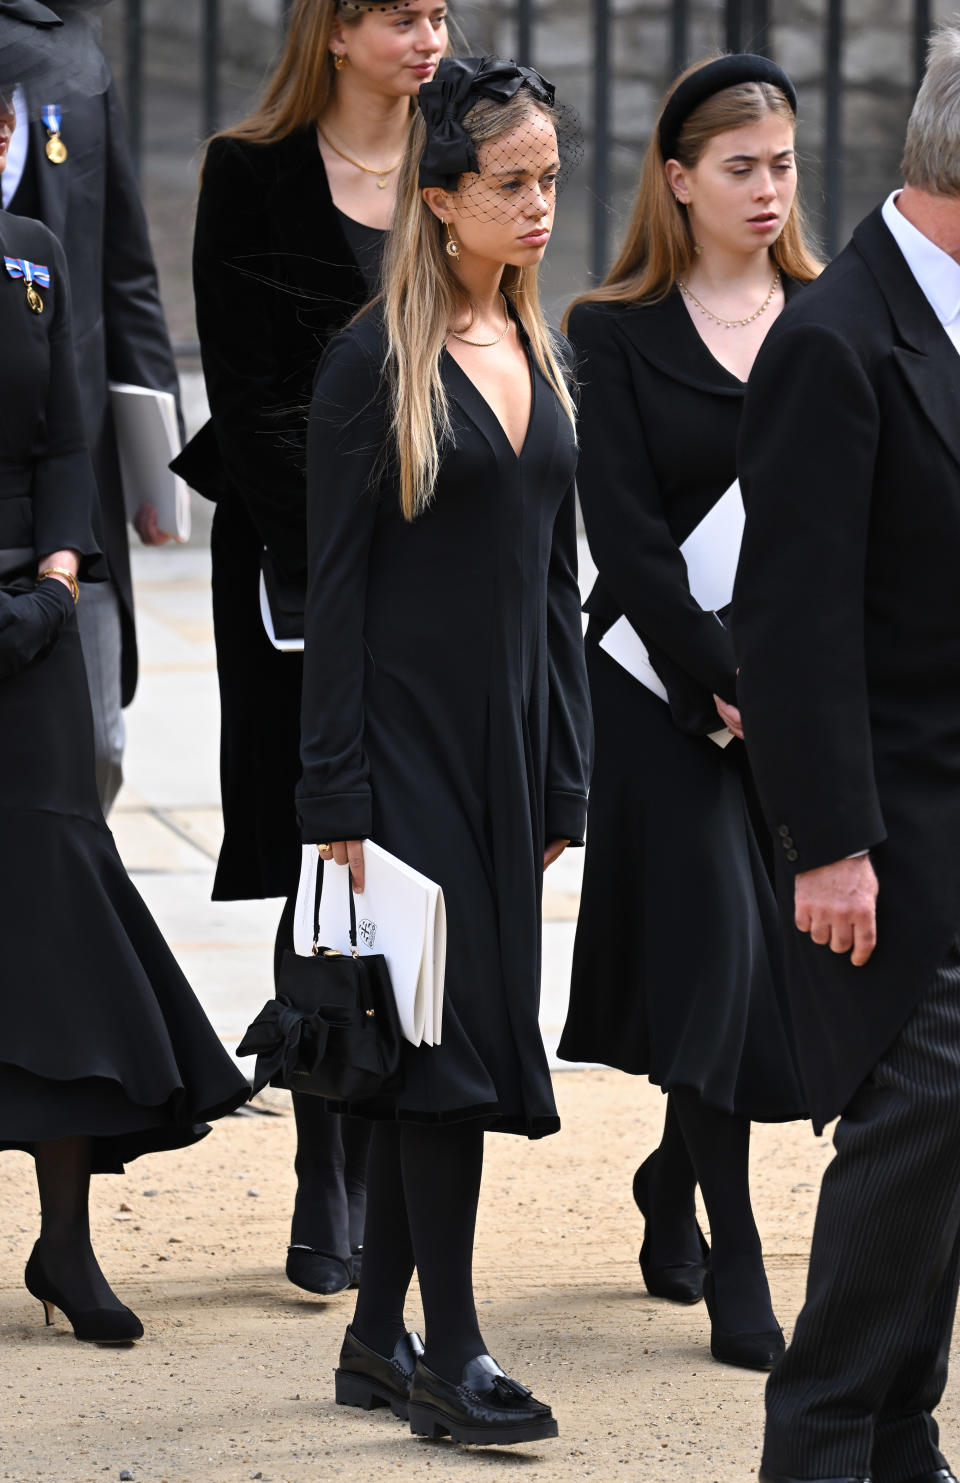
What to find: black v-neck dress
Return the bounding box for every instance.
[557,288,804,1121]
[296,311,592,1137]
[0,213,249,1173]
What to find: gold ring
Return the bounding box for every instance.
[317,843,332,853]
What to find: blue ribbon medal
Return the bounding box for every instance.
[5,257,51,314]
[42,105,67,165]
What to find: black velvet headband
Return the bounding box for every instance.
[658,53,798,163]
[418,54,556,190]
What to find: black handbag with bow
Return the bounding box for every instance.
[237,859,402,1101]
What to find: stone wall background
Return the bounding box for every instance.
[98,0,957,344]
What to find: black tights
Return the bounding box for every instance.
[33,1136,124,1311]
[275,894,371,1255]
[648,1088,774,1333]
[351,1120,485,1383]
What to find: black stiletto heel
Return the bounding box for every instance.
[24,1244,143,1344]
[632,1152,710,1304]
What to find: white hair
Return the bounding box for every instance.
[902,24,960,196]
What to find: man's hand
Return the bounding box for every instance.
[713,694,744,739]
[795,854,879,967]
[133,501,173,546]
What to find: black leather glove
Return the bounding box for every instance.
[0,578,74,681]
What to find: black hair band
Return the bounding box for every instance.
[658,53,798,163]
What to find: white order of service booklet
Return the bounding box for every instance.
[109,383,192,543]
[293,841,447,1049]
[600,478,744,749]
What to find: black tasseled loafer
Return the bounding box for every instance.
[334,1325,424,1420]
[407,1354,559,1446]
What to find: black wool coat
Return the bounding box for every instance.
[296,311,592,1135]
[174,129,373,901]
[556,292,804,1122]
[734,205,960,1132]
[8,78,182,706]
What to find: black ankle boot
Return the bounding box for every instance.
[25,1243,143,1344]
[633,1152,709,1304]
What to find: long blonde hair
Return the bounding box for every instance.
[382,91,577,522]
[566,56,823,323]
[216,0,356,146]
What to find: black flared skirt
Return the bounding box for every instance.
[0,619,249,1172]
[558,640,804,1122]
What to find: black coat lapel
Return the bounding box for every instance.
[854,204,960,474]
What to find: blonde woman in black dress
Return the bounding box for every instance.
[298,57,591,1443]
[559,54,821,1371]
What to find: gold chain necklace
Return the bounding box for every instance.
[448,294,511,349]
[677,269,781,328]
[317,124,402,189]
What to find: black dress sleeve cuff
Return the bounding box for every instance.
[546,790,588,848]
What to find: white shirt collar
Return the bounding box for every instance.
[881,188,960,328]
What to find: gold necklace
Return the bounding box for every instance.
[317,124,402,189]
[677,269,781,328]
[448,294,511,349]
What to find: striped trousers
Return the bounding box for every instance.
[763,943,960,1482]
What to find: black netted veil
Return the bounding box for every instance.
[417,56,583,223]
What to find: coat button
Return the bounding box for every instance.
[786,849,799,862]
[781,836,794,849]
[778,825,790,838]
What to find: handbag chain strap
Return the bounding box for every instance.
[312,852,360,960]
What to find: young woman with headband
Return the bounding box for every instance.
[559,53,822,1370]
[174,0,449,1300]
[297,55,591,1445]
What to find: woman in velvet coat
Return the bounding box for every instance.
[558,57,820,1371]
[173,0,450,1297]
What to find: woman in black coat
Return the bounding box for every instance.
[174,0,449,1297]
[297,58,591,1443]
[558,56,820,1371]
[0,88,248,1341]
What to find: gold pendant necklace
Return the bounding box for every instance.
[678,269,781,328]
[318,125,402,189]
[448,294,511,349]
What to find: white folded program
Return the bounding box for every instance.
[599,477,744,750]
[293,841,447,1048]
[109,382,191,543]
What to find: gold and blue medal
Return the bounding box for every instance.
[4,257,50,314]
[42,105,67,165]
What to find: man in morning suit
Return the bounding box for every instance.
[1,0,181,813]
[732,26,960,1483]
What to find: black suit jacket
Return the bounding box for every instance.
[734,204,960,1130]
[174,128,368,577]
[7,76,181,706]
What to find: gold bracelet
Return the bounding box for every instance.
[37,567,80,605]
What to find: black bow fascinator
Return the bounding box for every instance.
[418,55,558,190]
[0,0,110,102]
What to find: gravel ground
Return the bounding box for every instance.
[3,1069,940,1483]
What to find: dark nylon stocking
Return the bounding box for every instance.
[644,1092,702,1268]
[33,1136,125,1312]
[275,893,371,1254]
[670,1084,777,1333]
[351,1119,486,1382]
